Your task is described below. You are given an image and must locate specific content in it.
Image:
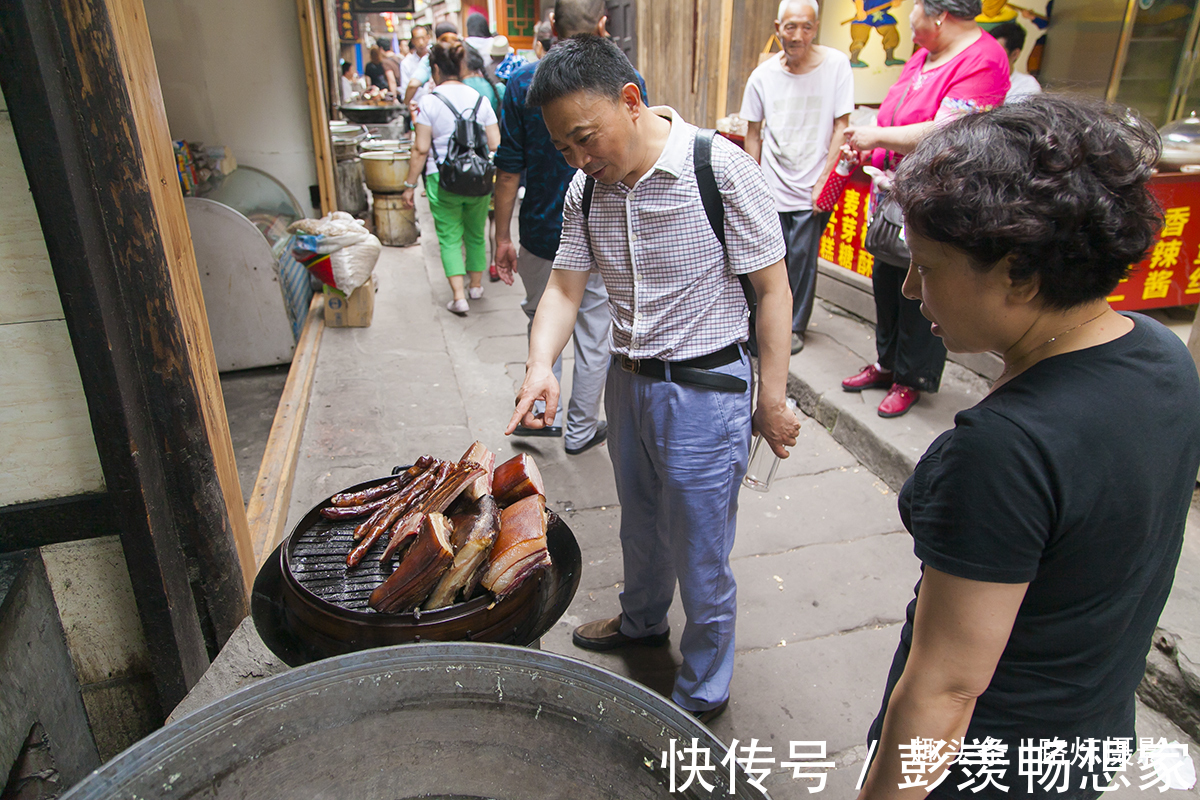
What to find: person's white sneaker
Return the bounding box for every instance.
[446,298,469,316]
[467,286,484,300]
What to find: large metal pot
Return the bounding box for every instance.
[340,103,405,124]
[1159,113,1200,170]
[361,150,412,193]
[60,644,769,799]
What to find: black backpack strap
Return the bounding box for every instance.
[693,129,756,318]
[430,90,463,120]
[582,176,595,218]
[693,129,725,247]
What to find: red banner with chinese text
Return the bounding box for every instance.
[820,170,1200,311]
[1107,174,1200,310]
[819,169,875,279]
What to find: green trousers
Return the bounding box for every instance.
[425,171,490,277]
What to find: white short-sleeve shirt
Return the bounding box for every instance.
[739,48,855,212]
[415,82,498,176]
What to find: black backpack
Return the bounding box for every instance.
[430,91,495,197]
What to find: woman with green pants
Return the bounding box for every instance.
[401,35,500,315]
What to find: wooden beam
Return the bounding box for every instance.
[103,0,258,602]
[0,494,116,554]
[0,0,250,711]
[248,295,326,566]
[715,0,736,122]
[298,0,339,214]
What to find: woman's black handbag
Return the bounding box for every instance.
[863,190,910,266]
[862,80,913,267]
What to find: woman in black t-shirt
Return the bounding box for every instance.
[856,95,1200,800]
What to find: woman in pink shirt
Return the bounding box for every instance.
[840,0,1009,418]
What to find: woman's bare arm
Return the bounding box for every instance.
[857,567,1028,800]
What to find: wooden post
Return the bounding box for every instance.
[103,0,257,598]
[298,0,338,215]
[0,0,252,711]
[715,0,736,121]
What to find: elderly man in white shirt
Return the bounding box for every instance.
[741,0,854,355]
[507,34,799,724]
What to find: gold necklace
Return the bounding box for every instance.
[996,309,1108,383]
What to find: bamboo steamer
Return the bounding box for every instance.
[361,150,411,193]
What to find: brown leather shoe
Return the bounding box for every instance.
[690,697,730,725]
[572,615,670,652]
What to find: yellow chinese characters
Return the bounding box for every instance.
[1142,206,1190,300]
[1163,206,1191,238]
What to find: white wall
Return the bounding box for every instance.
[143,0,320,216]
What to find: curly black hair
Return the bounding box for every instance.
[892,94,1163,310]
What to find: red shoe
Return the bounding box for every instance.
[842,364,894,392]
[878,384,919,418]
[488,264,501,283]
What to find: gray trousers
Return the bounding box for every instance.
[518,249,611,449]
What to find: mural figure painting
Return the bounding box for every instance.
[845,0,909,67]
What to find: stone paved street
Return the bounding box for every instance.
[221,225,1200,798]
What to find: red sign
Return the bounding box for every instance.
[821,170,1200,312]
[1108,174,1200,311]
[819,169,876,279]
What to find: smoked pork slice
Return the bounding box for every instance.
[378,463,486,562]
[459,441,496,502]
[491,453,545,507]
[482,494,551,599]
[424,496,500,609]
[346,467,440,566]
[369,512,454,613]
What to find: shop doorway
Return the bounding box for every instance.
[607,0,637,66]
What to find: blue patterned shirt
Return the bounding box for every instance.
[494,59,647,261]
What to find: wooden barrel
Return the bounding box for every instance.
[334,158,367,215]
[372,193,418,246]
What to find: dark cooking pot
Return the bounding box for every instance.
[60,643,769,799]
[340,103,405,124]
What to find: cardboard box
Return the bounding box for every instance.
[324,277,375,327]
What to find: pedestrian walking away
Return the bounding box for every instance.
[506,35,800,721]
[741,0,854,355]
[493,0,647,452]
[399,38,500,316]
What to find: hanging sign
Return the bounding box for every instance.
[349,0,414,12]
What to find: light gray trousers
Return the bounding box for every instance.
[518,249,611,449]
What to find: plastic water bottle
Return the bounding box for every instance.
[743,397,799,492]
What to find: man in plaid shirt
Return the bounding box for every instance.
[506,35,799,722]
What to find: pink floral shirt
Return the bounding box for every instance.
[871,32,1010,169]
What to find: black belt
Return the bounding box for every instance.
[614,343,747,393]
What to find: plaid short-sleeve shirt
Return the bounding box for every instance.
[553,107,786,362]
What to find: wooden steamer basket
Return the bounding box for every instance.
[258,474,581,665]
